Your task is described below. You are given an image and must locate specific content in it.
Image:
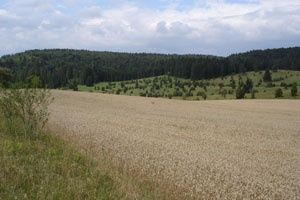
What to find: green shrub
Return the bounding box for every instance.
[116,88,121,95]
[275,88,283,98]
[291,84,297,96]
[236,88,245,99]
[202,92,207,100]
[0,87,53,138]
[251,90,256,99]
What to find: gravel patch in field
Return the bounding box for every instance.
[49,90,300,199]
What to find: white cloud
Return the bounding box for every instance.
[0,0,299,56]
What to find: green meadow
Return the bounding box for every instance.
[78,70,300,100]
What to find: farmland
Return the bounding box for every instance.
[48,90,300,199]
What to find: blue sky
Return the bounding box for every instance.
[0,0,299,56]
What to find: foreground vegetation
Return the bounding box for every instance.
[0,87,171,199]
[0,125,120,199]
[78,70,300,100]
[0,87,120,199]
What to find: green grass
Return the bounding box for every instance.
[0,86,176,199]
[0,115,175,200]
[77,70,300,100]
[0,119,120,199]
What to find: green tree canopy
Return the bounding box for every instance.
[0,67,12,88]
[263,69,272,82]
[26,75,42,88]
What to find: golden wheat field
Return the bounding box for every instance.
[48,90,300,199]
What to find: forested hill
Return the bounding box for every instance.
[0,47,299,88]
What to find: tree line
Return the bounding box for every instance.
[0,47,299,88]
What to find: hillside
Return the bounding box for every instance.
[48,90,300,199]
[0,47,299,88]
[78,70,300,100]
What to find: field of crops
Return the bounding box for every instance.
[48,90,300,199]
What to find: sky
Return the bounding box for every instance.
[0,0,299,57]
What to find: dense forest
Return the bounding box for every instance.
[0,47,299,88]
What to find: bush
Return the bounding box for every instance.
[236,88,245,99]
[266,82,275,88]
[196,91,203,96]
[251,90,256,99]
[173,91,183,97]
[140,92,146,97]
[221,89,227,98]
[202,92,207,100]
[185,91,193,97]
[280,82,287,88]
[115,88,121,95]
[0,87,53,138]
[291,84,297,96]
[68,79,78,91]
[275,88,283,98]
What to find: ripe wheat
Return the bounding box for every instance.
[49,90,300,199]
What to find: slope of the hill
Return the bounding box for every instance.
[0,47,299,88]
[48,90,300,199]
[78,70,300,100]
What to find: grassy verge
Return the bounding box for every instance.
[0,119,120,199]
[0,117,175,200]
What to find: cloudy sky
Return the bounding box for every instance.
[0,0,299,56]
